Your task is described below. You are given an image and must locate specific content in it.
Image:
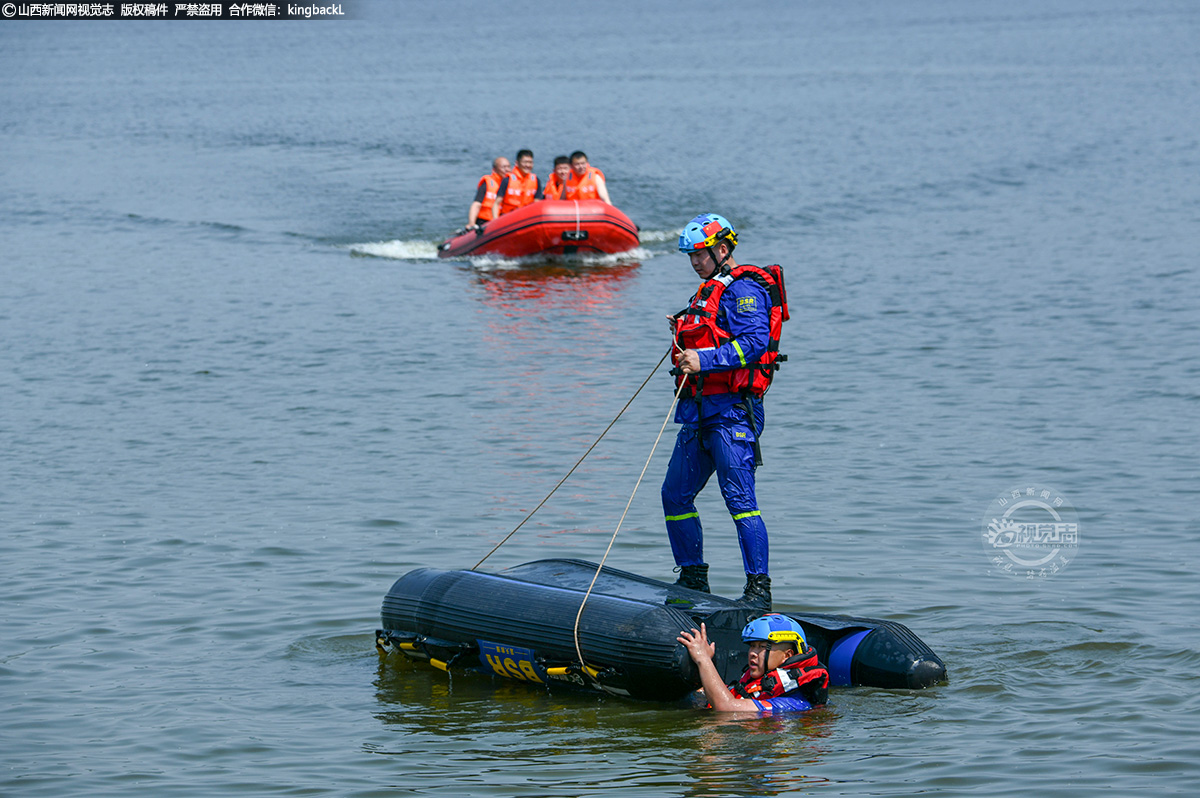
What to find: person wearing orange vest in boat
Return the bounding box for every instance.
[564,150,611,204]
[466,156,511,231]
[540,155,571,201]
[493,149,542,218]
[677,614,829,714]
[663,213,788,611]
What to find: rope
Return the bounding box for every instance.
[470,349,672,572]
[571,352,690,671]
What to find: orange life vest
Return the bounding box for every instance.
[728,644,829,705]
[565,166,606,201]
[498,169,540,215]
[672,263,789,398]
[542,173,567,201]
[476,172,503,223]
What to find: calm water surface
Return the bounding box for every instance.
[3,2,1199,795]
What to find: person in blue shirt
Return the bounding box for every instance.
[664,213,781,609]
[677,613,829,713]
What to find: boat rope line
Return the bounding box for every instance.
[470,349,672,572]
[571,337,689,672]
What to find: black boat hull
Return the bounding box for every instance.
[378,559,946,701]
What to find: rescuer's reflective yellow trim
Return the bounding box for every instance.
[732,339,747,366]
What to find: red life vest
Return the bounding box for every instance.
[672,263,789,398]
[498,169,540,215]
[542,173,567,201]
[728,644,829,705]
[565,166,605,201]
[476,172,503,222]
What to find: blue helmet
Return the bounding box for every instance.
[678,213,738,254]
[741,613,806,647]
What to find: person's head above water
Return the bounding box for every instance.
[741,613,805,679]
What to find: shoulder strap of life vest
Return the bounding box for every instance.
[670,273,735,414]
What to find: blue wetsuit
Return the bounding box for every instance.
[751,694,815,713]
[662,276,771,576]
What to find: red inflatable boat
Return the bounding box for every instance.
[438,199,640,259]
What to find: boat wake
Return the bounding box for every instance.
[635,229,681,244]
[349,227,678,264]
[467,245,654,270]
[349,240,661,267]
[349,239,441,260]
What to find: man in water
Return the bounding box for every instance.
[541,155,571,201]
[493,149,541,217]
[564,150,611,204]
[677,614,828,713]
[663,213,786,609]
[466,156,510,230]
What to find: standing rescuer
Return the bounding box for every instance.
[663,213,788,609]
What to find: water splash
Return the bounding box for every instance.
[467,246,655,270]
[636,229,682,244]
[349,239,441,260]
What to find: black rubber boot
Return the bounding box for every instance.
[673,564,710,593]
[739,573,772,611]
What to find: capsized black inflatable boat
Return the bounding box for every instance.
[376,558,946,701]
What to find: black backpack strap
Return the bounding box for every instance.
[740,392,763,467]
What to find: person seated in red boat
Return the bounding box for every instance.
[677,613,829,713]
[564,150,611,205]
[466,156,511,231]
[540,155,571,201]
[492,149,542,218]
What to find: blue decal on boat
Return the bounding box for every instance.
[477,640,546,684]
[827,629,871,687]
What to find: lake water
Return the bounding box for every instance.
[3,2,1199,795]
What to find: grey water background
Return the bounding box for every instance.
[3,1,1199,795]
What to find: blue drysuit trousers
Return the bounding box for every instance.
[661,416,769,576]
